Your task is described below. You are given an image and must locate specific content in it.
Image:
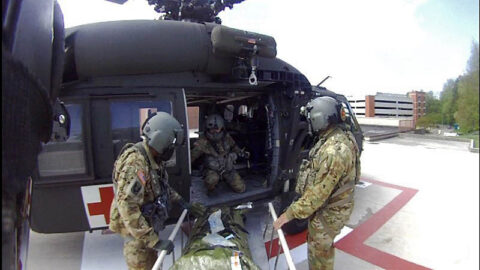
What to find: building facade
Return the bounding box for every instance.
[348,92,414,118]
[407,90,426,122]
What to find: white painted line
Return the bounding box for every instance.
[81,225,185,270]
[80,214,354,270]
[268,226,354,269]
[334,226,354,242]
[80,230,127,270]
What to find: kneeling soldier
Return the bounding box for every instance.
[191,114,250,194]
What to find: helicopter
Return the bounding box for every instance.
[2,0,70,269]
[26,0,363,241]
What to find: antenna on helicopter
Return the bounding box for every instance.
[146,0,246,23]
[317,75,331,87]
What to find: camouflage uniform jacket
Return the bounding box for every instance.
[190,133,243,169]
[285,126,360,221]
[109,140,182,248]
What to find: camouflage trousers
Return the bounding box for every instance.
[204,169,246,193]
[307,207,353,270]
[123,238,157,270]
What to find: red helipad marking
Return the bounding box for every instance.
[87,187,114,224]
[265,229,307,258]
[265,178,431,270]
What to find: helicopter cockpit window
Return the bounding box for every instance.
[238,105,248,117]
[340,101,361,132]
[224,105,234,122]
[110,100,177,167]
[187,106,199,138]
[247,105,255,118]
[341,102,351,118]
[38,104,87,177]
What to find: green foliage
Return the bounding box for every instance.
[420,42,478,132]
[425,91,441,114]
[440,78,458,125]
[416,112,442,128]
[455,42,479,133]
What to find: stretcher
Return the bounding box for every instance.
[152,203,296,270]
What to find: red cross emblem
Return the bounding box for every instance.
[87,187,114,224]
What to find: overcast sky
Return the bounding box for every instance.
[57,0,479,96]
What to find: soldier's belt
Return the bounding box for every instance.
[317,214,337,239]
[325,193,354,209]
[330,182,355,199]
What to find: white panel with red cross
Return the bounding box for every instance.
[80,184,115,229]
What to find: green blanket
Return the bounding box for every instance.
[170,207,260,270]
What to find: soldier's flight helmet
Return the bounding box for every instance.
[302,96,341,133]
[142,112,184,161]
[205,114,225,142]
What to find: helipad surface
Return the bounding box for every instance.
[27,136,479,270]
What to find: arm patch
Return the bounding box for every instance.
[137,170,146,185]
[131,180,143,195]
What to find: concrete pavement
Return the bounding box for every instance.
[27,136,479,270]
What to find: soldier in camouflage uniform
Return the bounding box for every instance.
[191,114,250,194]
[109,112,206,270]
[274,96,360,270]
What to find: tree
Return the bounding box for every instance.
[455,42,479,133]
[440,78,459,126]
[416,91,442,129]
[425,91,441,114]
[416,113,442,128]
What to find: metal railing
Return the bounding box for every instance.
[266,202,297,270]
[152,209,189,270]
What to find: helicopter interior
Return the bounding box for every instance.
[186,90,272,206]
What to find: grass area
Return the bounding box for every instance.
[459,133,479,148]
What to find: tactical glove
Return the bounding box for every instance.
[178,199,207,218]
[190,202,207,218]
[178,198,190,211]
[154,240,174,254]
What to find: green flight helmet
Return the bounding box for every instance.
[205,114,225,142]
[142,112,184,159]
[302,96,340,133]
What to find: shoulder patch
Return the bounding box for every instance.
[137,170,146,186]
[131,180,142,195]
